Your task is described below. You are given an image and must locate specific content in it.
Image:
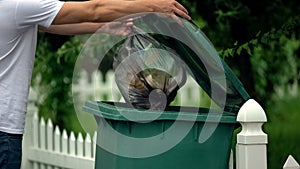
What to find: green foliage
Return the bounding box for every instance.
[33,34,84,134]
[251,35,300,104]
[33,33,121,134]
[219,15,300,58]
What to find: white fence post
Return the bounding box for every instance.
[283,155,300,169]
[236,99,268,169]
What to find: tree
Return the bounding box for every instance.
[33,33,82,133]
[181,0,300,106]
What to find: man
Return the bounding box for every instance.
[0,0,190,168]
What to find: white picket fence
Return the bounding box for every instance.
[22,70,299,169]
[22,111,96,169]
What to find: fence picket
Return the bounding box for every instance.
[229,149,233,169]
[53,128,60,169]
[174,76,203,107]
[47,119,54,169]
[47,119,54,150]
[77,133,84,157]
[54,126,61,153]
[105,71,116,101]
[33,112,39,148]
[93,131,97,158]
[69,132,76,156]
[283,155,300,169]
[40,118,46,150]
[85,133,92,158]
[62,129,68,154]
[32,112,39,169]
[40,118,46,169]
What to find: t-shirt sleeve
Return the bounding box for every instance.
[15,0,64,29]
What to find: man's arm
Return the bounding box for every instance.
[52,0,190,25]
[39,21,133,35]
[39,23,105,35]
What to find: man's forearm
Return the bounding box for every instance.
[39,21,132,36]
[39,23,105,35]
[89,0,154,22]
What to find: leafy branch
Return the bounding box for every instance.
[219,15,300,57]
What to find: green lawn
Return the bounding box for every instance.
[264,95,300,169]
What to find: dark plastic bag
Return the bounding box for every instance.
[113,28,187,110]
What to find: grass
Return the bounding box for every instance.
[264,95,300,169]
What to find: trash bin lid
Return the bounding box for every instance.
[124,13,250,114]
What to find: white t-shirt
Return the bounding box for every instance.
[0,0,64,134]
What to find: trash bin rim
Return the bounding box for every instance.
[83,101,237,124]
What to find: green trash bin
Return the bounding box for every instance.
[82,14,250,169]
[83,101,238,169]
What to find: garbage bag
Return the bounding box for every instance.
[113,28,187,110]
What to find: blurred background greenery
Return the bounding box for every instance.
[32,0,299,168]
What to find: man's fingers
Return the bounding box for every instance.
[174,7,191,20]
[173,1,191,20]
[126,19,134,27]
[174,1,189,15]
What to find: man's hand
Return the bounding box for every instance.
[147,0,190,20]
[100,20,133,36]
